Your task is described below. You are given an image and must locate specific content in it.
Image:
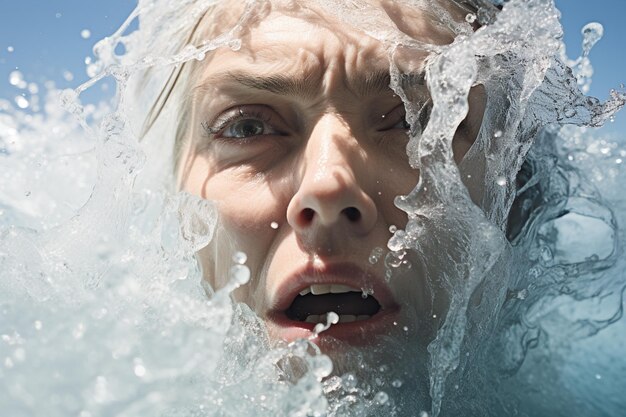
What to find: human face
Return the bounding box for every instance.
[179,1,483,346]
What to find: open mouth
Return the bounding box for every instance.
[267,263,399,343]
[285,284,381,324]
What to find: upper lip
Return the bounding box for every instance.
[268,261,397,316]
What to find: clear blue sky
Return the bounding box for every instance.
[1,0,625,134]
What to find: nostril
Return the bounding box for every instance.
[343,207,361,222]
[301,208,315,224]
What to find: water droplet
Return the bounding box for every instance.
[134,363,146,377]
[270,221,279,229]
[494,130,503,138]
[384,250,406,269]
[232,251,247,265]
[311,355,333,379]
[496,176,507,186]
[465,13,476,23]
[368,247,384,264]
[312,311,338,336]
[80,29,91,39]
[14,96,28,109]
[228,39,242,51]
[34,321,42,330]
[595,373,602,380]
[9,70,23,86]
[229,264,250,286]
[374,391,389,405]
[384,269,393,282]
[7,46,14,52]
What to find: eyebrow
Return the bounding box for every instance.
[194,69,426,100]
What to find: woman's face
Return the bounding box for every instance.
[179,1,484,346]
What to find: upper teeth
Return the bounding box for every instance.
[299,284,360,296]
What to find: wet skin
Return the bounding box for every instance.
[179,2,484,345]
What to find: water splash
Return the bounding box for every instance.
[1,0,626,416]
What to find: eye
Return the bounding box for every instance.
[378,105,410,132]
[202,106,286,140]
[223,118,276,138]
[390,114,411,130]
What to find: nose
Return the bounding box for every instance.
[286,114,377,236]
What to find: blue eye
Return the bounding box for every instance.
[223,118,277,138]
[202,106,285,140]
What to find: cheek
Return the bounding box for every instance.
[196,176,290,291]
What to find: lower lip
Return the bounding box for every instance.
[266,306,401,346]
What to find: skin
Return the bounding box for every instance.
[178,1,485,345]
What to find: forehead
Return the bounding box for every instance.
[193,1,463,89]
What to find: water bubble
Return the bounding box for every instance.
[80,29,91,39]
[34,320,42,330]
[232,251,247,265]
[391,379,403,388]
[7,46,14,52]
[387,230,406,251]
[63,70,74,82]
[368,247,384,264]
[27,82,38,94]
[374,391,389,405]
[384,250,406,269]
[388,224,397,233]
[229,264,250,286]
[494,130,503,138]
[342,373,358,391]
[270,221,279,229]
[55,12,62,18]
[24,191,31,197]
[465,13,477,24]
[495,176,507,186]
[15,95,29,109]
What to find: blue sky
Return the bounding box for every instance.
[1,0,625,134]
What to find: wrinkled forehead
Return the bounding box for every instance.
[193,0,469,86]
[215,0,466,41]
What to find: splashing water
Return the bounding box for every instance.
[2,1,626,416]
